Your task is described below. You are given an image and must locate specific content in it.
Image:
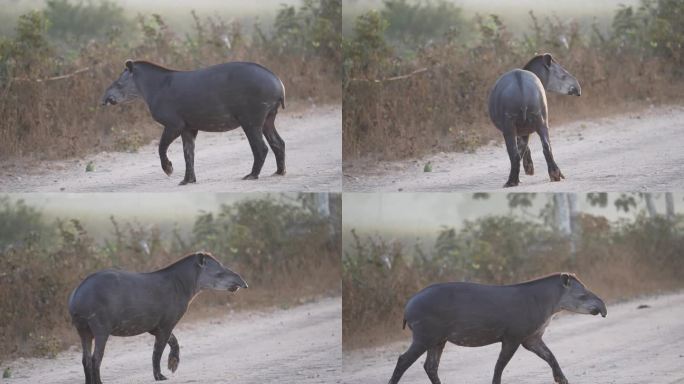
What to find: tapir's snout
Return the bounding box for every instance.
[227,273,248,292]
[568,85,581,96]
[591,299,607,317]
[101,94,117,106]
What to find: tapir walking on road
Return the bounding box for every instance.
[101,60,286,185]
[388,273,607,384]
[488,53,581,188]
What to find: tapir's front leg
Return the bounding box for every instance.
[523,336,568,384]
[159,126,181,177]
[151,330,171,381]
[167,332,180,373]
[179,129,198,185]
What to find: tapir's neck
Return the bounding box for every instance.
[516,275,564,318]
[522,60,549,88]
[155,257,201,303]
[134,65,172,105]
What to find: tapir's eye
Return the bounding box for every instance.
[578,294,588,300]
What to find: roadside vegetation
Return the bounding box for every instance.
[342,192,684,349]
[343,0,684,161]
[0,193,341,359]
[0,0,341,160]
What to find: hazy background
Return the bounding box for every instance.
[342,0,640,35]
[0,0,298,35]
[5,192,296,241]
[343,192,682,239]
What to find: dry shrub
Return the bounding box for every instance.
[0,3,341,161]
[343,8,684,161]
[0,194,341,359]
[342,213,684,350]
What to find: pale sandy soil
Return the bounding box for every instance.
[0,105,341,192]
[344,106,684,192]
[1,297,341,384]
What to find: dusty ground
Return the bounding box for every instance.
[344,105,684,192]
[1,297,341,384]
[0,105,341,192]
[343,291,684,384]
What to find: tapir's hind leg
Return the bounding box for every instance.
[538,122,564,182]
[167,333,180,373]
[239,112,269,180]
[262,108,286,176]
[517,135,533,175]
[92,332,109,384]
[388,342,428,384]
[503,130,521,187]
[77,328,94,384]
[423,340,447,384]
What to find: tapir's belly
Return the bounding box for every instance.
[447,326,504,347]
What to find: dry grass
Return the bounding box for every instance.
[343,43,684,161]
[0,12,341,162]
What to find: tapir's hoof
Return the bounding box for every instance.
[549,169,565,182]
[242,174,259,180]
[503,180,519,188]
[162,161,173,176]
[273,170,286,176]
[179,178,196,186]
[555,376,569,384]
[524,163,534,175]
[154,373,168,381]
[168,355,179,373]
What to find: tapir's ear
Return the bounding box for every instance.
[561,273,571,287]
[125,59,134,72]
[542,53,553,68]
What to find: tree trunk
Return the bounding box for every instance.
[665,192,675,220]
[314,193,330,217]
[644,194,657,218]
[567,193,580,257]
[554,193,571,236]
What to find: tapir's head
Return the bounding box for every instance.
[195,252,248,293]
[558,273,606,317]
[525,53,581,96]
[101,59,140,106]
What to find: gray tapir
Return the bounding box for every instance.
[101,60,286,184]
[388,273,607,384]
[68,252,247,384]
[488,53,581,187]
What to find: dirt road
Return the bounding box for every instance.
[344,105,684,192]
[2,297,341,384]
[0,105,341,192]
[343,292,684,384]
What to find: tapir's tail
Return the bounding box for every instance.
[402,318,407,330]
[279,78,286,109]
